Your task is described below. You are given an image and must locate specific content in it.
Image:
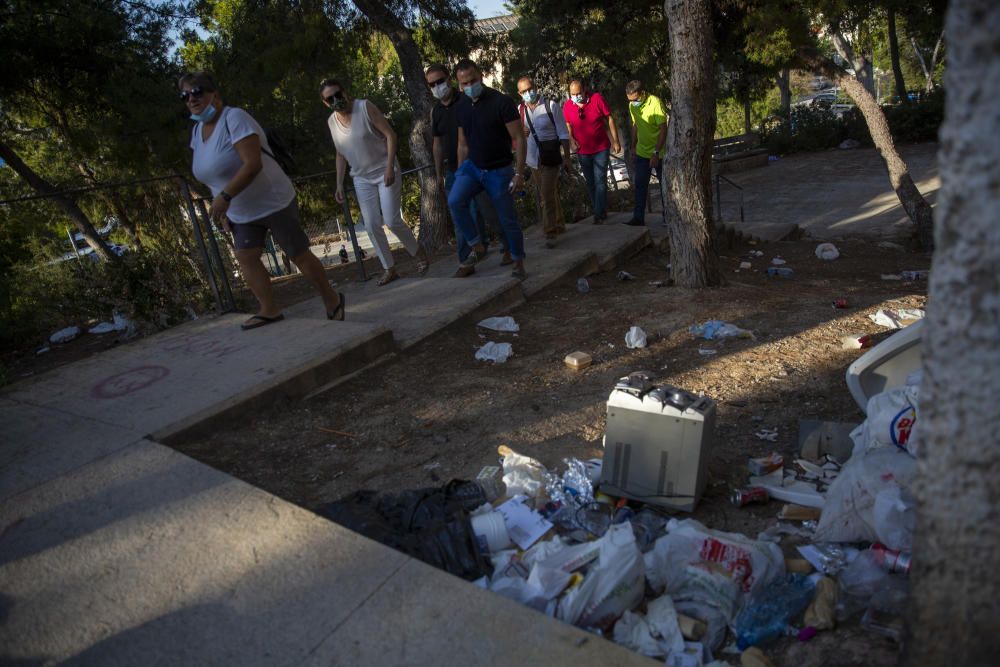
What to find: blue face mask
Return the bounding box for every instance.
[463,81,484,99]
[521,90,539,104]
[630,98,642,108]
[190,104,217,123]
[571,94,585,104]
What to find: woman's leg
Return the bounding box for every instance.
[235,247,280,318]
[291,250,341,314]
[354,176,395,270]
[378,163,422,258]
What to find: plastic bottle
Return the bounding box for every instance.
[734,574,816,649]
[766,267,794,278]
[577,277,590,293]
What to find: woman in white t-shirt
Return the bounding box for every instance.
[321,78,430,286]
[181,72,345,329]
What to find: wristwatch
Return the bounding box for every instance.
[220,191,233,202]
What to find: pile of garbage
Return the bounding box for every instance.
[318,357,919,666]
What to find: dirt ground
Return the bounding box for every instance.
[169,234,927,666]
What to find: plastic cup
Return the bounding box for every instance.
[471,511,513,553]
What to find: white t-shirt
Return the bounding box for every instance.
[327,99,389,179]
[520,98,569,169]
[190,107,296,224]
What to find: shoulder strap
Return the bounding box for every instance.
[523,104,543,146]
[544,100,556,129]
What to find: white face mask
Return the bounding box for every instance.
[431,82,451,100]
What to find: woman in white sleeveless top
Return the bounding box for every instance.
[321,79,429,286]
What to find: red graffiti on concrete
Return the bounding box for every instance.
[92,365,171,399]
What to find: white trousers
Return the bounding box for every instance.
[353,162,419,269]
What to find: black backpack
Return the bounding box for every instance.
[262,128,296,175]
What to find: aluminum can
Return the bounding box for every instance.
[731,486,770,507]
[871,542,912,574]
[832,298,849,309]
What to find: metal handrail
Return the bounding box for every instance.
[714,173,744,223]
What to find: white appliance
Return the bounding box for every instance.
[600,372,715,512]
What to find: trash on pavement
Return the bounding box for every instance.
[625,325,648,349]
[813,447,916,547]
[753,428,778,443]
[731,486,769,507]
[832,298,848,309]
[770,257,787,265]
[497,495,553,550]
[851,383,921,457]
[766,267,794,278]
[471,509,514,553]
[498,445,547,498]
[733,573,816,649]
[815,243,840,260]
[860,582,908,642]
[698,348,717,356]
[778,504,822,522]
[748,452,783,474]
[748,469,825,509]
[784,558,815,574]
[564,351,592,370]
[649,280,666,287]
[901,270,929,280]
[644,518,785,621]
[576,277,590,293]
[798,419,856,462]
[839,138,861,149]
[613,594,687,658]
[689,320,754,340]
[477,316,520,332]
[840,334,872,350]
[739,261,752,270]
[544,458,595,508]
[740,646,778,667]
[49,325,81,344]
[475,465,506,501]
[475,341,513,363]
[796,544,857,576]
[880,273,903,280]
[870,542,912,575]
[804,576,838,630]
[89,321,118,334]
[617,270,637,281]
[869,308,925,329]
[558,522,645,630]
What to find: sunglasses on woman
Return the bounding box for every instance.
[324,91,344,105]
[179,87,207,102]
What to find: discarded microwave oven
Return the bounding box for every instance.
[600,372,716,512]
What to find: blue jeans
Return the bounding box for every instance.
[448,160,524,261]
[445,169,505,262]
[632,155,661,223]
[577,149,609,219]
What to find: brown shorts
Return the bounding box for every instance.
[231,199,310,257]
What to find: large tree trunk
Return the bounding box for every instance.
[888,7,908,102]
[662,0,720,287]
[907,2,1000,665]
[800,47,935,250]
[0,138,116,261]
[776,68,791,118]
[352,0,451,251]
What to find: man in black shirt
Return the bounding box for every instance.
[448,58,527,279]
[426,64,506,265]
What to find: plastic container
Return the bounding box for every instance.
[577,277,590,293]
[734,574,816,649]
[471,510,513,553]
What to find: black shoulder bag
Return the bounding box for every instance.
[524,100,563,167]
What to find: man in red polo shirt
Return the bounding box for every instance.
[563,79,621,224]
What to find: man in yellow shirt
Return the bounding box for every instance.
[625,79,668,226]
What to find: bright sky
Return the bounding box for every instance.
[471,0,511,18]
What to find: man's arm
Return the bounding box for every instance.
[651,120,668,168]
[335,152,347,202]
[504,118,527,190]
[432,136,444,181]
[606,115,621,154]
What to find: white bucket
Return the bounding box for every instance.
[470,511,513,553]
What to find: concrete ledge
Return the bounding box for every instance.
[154,325,395,443]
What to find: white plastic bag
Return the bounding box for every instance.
[871,486,916,551]
[644,519,784,621]
[477,316,519,332]
[499,446,547,498]
[49,326,81,344]
[612,594,687,658]
[851,384,920,457]
[813,447,917,545]
[557,522,645,629]
[869,308,925,329]
[625,326,648,349]
[815,243,840,260]
[475,341,513,363]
